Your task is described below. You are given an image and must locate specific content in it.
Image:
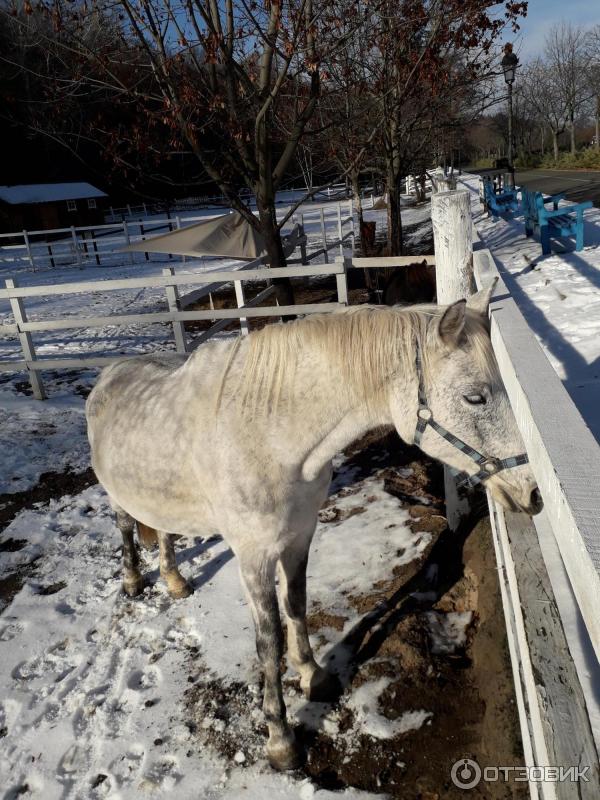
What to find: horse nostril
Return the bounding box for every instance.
[530,488,543,514]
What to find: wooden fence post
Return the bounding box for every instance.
[71,226,83,269]
[123,222,134,265]
[336,203,343,256]
[176,216,186,265]
[299,213,308,264]
[162,267,188,353]
[5,278,46,400]
[320,208,329,263]
[431,188,475,530]
[337,256,349,305]
[23,230,35,270]
[234,279,249,335]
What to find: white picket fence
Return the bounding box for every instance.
[0,200,353,272]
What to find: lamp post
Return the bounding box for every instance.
[501,43,519,188]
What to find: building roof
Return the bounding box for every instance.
[0,183,108,205]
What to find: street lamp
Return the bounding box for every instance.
[501,43,519,188]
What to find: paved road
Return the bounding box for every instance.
[514,168,600,207]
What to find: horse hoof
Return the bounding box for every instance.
[123,576,144,597]
[266,740,303,771]
[303,668,342,702]
[168,579,193,600]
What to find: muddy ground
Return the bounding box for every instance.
[184,431,526,799]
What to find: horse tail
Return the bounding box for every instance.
[136,521,158,549]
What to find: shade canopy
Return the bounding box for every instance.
[125,210,300,260]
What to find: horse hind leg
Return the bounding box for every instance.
[157,531,193,599]
[113,506,145,597]
[278,545,341,702]
[137,521,158,550]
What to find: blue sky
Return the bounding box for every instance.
[514,0,600,59]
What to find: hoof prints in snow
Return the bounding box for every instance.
[0,434,509,799]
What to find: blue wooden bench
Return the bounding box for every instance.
[521,188,592,254]
[483,178,519,216]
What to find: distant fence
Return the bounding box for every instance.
[105,184,350,222]
[0,200,353,272]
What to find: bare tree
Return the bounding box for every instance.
[2,0,375,305]
[545,22,591,155]
[520,59,571,161]
[585,25,600,150]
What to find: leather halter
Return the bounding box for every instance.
[413,344,529,489]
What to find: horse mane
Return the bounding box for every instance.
[222,304,497,416]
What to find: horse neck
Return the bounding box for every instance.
[272,330,415,482]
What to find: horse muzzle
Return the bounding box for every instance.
[489,478,544,516]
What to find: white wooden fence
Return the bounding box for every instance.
[0,200,353,271]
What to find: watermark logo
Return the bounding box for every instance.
[450,759,590,789]
[451,759,482,789]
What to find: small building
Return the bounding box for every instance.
[0,183,108,233]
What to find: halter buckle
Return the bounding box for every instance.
[482,458,501,475]
[417,407,432,421]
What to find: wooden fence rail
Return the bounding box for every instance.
[474,247,600,793]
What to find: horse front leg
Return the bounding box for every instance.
[157,531,193,599]
[279,545,341,702]
[239,554,301,771]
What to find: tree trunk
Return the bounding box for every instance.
[541,126,545,157]
[386,168,403,257]
[569,108,576,156]
[256,198,295,314]
[595,96,600,151]
[552,130,559,162]
[351,171,366,253]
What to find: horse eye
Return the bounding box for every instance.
[464,393,486,405]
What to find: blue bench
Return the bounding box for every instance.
[521,188,592,254]
[483,178,519,216]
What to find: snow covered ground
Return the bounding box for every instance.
[0,423,439,799]
[461,175,600,443]
[0,192,450,799]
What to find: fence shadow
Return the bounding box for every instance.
[477,215,600,443]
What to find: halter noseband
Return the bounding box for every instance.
[413,344,529,489]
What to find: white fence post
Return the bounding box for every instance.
[320,208,329,263]
[176,216,185,265]
[337,257,349,305]
[22,230,35,270]
[162,267,188,353]
[123,221,135,265]
[71,226,83,268]
[431,189,475,530]
[336,203,343,256]
[234,279,249,335]
[5,278,46,400]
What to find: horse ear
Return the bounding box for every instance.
[466,278,498,315]
[437,299,466,346]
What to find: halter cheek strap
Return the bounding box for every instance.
[413,345,529,489]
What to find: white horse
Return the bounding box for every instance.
[86,285,542,770]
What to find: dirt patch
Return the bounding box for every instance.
[183,432,525,798]
[0,467,97,536]
[0,467,97,612]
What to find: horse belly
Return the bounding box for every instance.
[89,390,216,537]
